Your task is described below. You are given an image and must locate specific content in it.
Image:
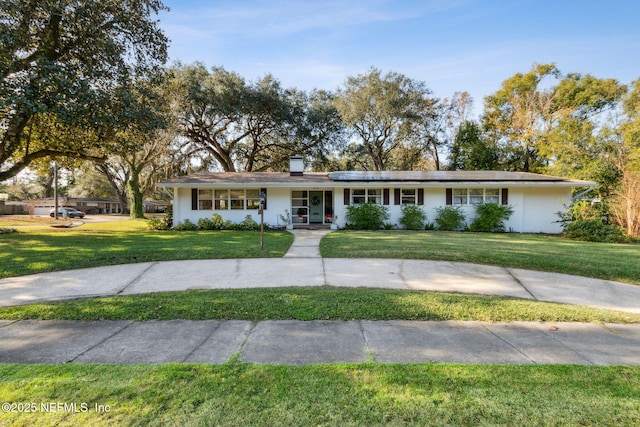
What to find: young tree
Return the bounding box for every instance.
[610,170,640,237]
[620,79,640,172]
[0,0,169,181]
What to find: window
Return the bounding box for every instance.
[291,191,308,224]
[245,189,260,210]
[230,189,245,210]
[352,189,382,204]
[352,189,366,204]
[291,191,308,208]
[214,190,229,210]
[401,189,416,205]
[198,189,213,210]
[452,188,502,205]
[485,188,500,204]
[469,189,484,205]
[453,189,468,205]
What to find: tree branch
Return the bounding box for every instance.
[1,150,106,182]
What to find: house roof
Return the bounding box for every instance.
[158,170,597,188]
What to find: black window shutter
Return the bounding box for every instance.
[191,189,198,210]
[394,188,401,205]
[260,188,267,209]
[343,188,350,205]
[501,188,509,205]
[418,188,424,205]
[445,188,453,205]
[383,188,390,205]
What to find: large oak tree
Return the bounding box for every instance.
[0,0,169,181]
[171,64,343,172]
[335,68,434,171]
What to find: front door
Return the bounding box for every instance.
[309,191,323,224]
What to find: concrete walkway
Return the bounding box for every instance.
[1,319,639,365]
[1,229,639,365]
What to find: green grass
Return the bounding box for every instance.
[1,287,638,323]
[321,231,640,285]
[1,363,639,426]
[2,226,640,425]
[0,220,293,278]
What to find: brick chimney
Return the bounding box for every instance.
[289,155,304,176]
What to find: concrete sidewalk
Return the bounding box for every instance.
[1,319,639,365]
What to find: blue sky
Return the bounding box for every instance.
[159,0,639,118]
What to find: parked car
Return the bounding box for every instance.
[49,207,85,218]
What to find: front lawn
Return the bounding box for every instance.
[321,231,640,285]
[1,363,638,426]
[0,220,293,278]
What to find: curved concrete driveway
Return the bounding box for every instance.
[0,229,639,313]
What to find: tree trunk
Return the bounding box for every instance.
[44,166,55,198]
[96,164,129,214]
[127,174,145,218]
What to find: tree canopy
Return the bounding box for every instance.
[171,64,344,172]
[334,67,435,171]
[482,63,627,175]
[0,0,169,181]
